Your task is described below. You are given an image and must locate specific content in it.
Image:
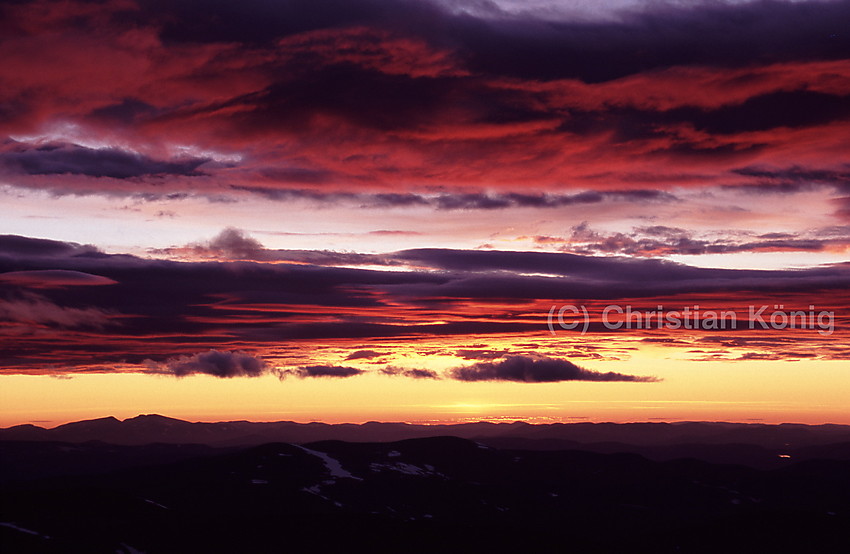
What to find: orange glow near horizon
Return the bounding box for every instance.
[3,355,849,428]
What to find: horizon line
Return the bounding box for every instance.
[6,413,850,431]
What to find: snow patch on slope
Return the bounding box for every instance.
[297,446,362,480]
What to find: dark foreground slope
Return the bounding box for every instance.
[1,437,848,554]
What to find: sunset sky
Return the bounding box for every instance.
[1,0,849,427]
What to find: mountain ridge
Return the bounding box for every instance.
[4,415,850,470]
[5,415,850,447]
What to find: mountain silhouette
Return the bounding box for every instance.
[4,416,850,469]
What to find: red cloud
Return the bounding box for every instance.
[1,0,849,198]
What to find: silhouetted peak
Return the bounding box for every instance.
[56,416,121,429]
[124,414,187,425]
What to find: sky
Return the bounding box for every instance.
[1,0,849,427]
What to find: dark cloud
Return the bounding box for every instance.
[0,270,117,288]
[161,228,393,265]
[455,0,850,82]
[558,91,850,156]
[723,182,818,195]
[0,142,208,179]
[431,190,678,210]
[0,234,100,259]
[447,355,657,383]
[257,167,336,185]
[287,365,364,378]
[368,230,422,236]
[380,366,440,379]
[139,0,850,81]
[260,250,392,266]
[676,91,850,135]
[230,186,358,203]
[455,349,511,360]
[189,228,266,260]
[636,226,690,237]
[139,0,446,46]
[0,292,114,329]
[232,186,678,210]
[88,98,160,125]
[392,247,730,281]
[345,350,386,360]
[153,350,269,378]
[729,165,850,193]
[234,64,463,134]
[537,223,850,257]
[733,165,850,185]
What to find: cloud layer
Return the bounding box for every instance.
[1,232,848,374]
[155,350,269,378]
[1,0,848,203]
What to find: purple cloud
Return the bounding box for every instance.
[448,355,657,383]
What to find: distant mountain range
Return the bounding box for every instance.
[3,415,850,469]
